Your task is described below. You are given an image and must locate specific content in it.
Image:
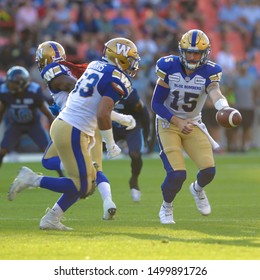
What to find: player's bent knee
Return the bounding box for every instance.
[166,170,186,190]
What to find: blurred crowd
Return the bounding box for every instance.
[1,0,260,153]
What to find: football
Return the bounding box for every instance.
[216,108,242,128]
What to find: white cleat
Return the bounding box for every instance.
[8,166,39,201]
[40,208,73,231]
[131,188,141,202]
[159,204,175,224]
[103,197,117,220]
[190,183,211,215]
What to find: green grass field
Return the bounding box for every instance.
[0,152,259,260]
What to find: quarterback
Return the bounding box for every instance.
[8,38,141,230]
[152,29,236,224]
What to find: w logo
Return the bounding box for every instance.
[36,48,43,59]
[116,43,131,57]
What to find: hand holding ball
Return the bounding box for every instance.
[216,108,242,128]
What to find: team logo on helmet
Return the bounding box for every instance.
[103,38,141,77]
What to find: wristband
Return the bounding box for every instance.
[99,128,115,148]
[111,111,125,123]
[214,99,229,111]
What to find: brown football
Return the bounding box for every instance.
[216,108,242,128]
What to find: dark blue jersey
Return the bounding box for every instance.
[0,82,45,124]
[113,88,150,142]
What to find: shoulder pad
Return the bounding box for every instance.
[0,83,8,94]
[27,82,41,93]
[156,55,175,79]
[112,69,131,96]
[206,61,223,82]
[42,63,69,82]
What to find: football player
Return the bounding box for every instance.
[8,38,141,230]
[0,66,54,168]
[151,29,237,224]
[112,88,150,202]
[34,41,136,226]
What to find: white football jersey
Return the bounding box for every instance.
[59,60,132,136]
[155,55,222,120]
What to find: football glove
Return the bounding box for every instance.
[106,144,121,159]
[125,115,136,130]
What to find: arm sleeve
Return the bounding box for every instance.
[151,83,173,122]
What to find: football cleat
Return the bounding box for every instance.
[103,37,140,77]
[40,208,73,231]
[103,197,117,220]
[159,204,175,224]
[106,144,121,159]
[179,29,211,70]
[131,188,141,202]
[8,166,39,201]
[190,183,211,215]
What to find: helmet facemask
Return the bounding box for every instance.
[179,29,211,70]
[179,48,210,70]
[6,66,30,94]
[103,38,140,77]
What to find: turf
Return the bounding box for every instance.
[0,152,259,260]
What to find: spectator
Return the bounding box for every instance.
[229,61,258,152]
[111,6,134,37]
[178,0,204,30]
[77,2,99,34]
[249,20,260,58]
[15,0,39,45]
[215,43,236,77]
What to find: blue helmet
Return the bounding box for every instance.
[6,66,30,94]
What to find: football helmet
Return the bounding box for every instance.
[35,41,66,71]
[179,29,211,70]
[103,37,140,77]
[6,66,30,94]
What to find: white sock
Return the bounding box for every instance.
[163,201,172,208]
[98,182,112,201]
[60,161,64,171]
[33,176,43,187]
[194,181,203,192]
[52,203,64,218]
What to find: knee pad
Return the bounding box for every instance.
[162,170,186,202]
[197,167,216,187]
[42,156,61,171]
[165,170,186,190]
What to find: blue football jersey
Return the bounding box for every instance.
[0,82,45,124]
